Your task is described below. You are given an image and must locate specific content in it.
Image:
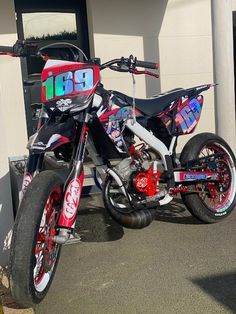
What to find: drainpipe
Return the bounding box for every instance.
[211,0,236,153]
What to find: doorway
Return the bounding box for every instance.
[14,0,90,136]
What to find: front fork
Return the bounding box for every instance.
[19,153,44,204]
[19,105,48,204]
[54,116,90,244]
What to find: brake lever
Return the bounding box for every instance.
[130,69,159,79]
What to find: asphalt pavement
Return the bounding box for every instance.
[34,194,236,314]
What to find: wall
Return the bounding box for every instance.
[159,0,215,151]
[88,0,215,153]
[0,0,27,266]
[232,0,236,10]
[87,0,168,98]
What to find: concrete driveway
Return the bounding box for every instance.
[32,194,236,314]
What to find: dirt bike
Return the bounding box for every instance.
[0,41,236,307]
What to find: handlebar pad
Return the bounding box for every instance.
[135,60,159,69]
[0,46,14,53]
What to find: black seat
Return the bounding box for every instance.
[112,88,188,116]
[112,84,212,117]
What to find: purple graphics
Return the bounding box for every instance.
[159,96,203,136]
[175,97,203,134]
[98,105,133,153]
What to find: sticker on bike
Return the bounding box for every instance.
[62,178,82,221]
[41,60,100,103]
[19,172,32,202]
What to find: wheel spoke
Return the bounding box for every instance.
[194,143,234,212]
[33,188,62,292]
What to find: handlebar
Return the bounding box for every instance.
[0,40,38,57]
[0,41,159,75]
[135,60,159,69]
[99,56,159,71]
[0,45,14,54]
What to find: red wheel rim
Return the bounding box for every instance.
[195,143,236,213]
[33,187,62,292]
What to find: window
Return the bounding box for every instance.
[22,12,78,41]
[14,0,90,136]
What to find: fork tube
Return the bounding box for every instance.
[57,114,90,229]
[19,153,44,204]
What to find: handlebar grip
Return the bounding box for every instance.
[135,60,159,69]
[0,41,38,57]
[0,46,14,53]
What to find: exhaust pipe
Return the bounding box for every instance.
[105,203,157,229]
[103,170,157,229]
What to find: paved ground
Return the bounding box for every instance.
[32,194,236,314]
[3,194,236,313]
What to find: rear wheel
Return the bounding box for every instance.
[180,133,236,223]
[10,170,63,307]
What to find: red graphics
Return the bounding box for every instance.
[41,60,100,104]
[58,172,84,227]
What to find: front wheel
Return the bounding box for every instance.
[10,170,63,307]
[180,133,236,223]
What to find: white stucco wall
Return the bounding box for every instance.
[159,0,215,151]
[232,0,236,10]
[0,0,27,266]
[87,0,168,98]
[88,0,215,152]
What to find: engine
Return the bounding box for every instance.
[115,144,164,198]
[133,168,160,196]
[105,143,166,229]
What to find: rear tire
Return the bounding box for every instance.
[10,170,63,307]
[180,133,236,223]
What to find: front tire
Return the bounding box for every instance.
[10,170,63,307]
[180,133,236,223]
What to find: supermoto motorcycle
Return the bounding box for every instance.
[0,41,236,307]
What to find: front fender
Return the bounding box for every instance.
[27,118,76,153]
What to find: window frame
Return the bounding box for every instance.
[14,0,90,136]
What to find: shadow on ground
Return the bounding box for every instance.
[76,195,200,243]
[191,271,236,313]
[1,195,201,312]
[75,195,125,243]
[155,197,201,225]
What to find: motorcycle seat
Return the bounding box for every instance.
[112,88,187,117]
